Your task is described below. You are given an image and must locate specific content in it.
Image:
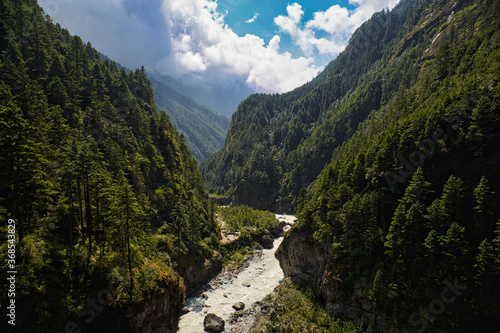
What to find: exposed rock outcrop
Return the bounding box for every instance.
[176,251,223,296]
[268,221,287,238]
[232,302,245,311]
[276,228,396,332]
[276,228,332,290]
[124,274,185,333]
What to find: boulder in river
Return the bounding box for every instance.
[181,307,190,315]
[204,313,225,332]
[260,234,274,249]
[269,221,287,237]
[232,302,245,311]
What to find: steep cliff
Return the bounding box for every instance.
[176,252,223,296]
[276,229,395,332]
[124,275,185,333]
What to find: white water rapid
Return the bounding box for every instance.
[177,214,295,333]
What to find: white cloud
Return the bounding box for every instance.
[40,0,401,96]
[305,5,352,34]
[39,0,171,70]
[274,3,314,54]
[274,3,347,56]
[160,0,319,93]
[275,1,399,57]
[245,12,259,24]
[158,0,400,93]
[268,35,281,53]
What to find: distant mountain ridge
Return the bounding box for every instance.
[154,73,255,118]
[150,75,230,161]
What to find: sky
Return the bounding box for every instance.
[39,0,400,94]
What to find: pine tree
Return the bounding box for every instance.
[473,176,495,238]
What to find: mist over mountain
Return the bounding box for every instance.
[37,0,401,115]
[150,72,255,118]
[149,75,231,160]
[98,53,231,160]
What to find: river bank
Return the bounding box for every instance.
[177,214,295,332]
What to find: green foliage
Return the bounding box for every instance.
[288,0,500,330]
[201,1,415,211]
[217,205,278,233]
[0,0,217,330]
[217,206,279,268]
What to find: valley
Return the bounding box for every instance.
[0,0,499,332]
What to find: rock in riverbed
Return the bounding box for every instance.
[232,302,245,311]
[260,234,274,249]
[204,313,225,332]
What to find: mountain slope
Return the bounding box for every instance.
[0,0,219,331]
[201,0,418,211]
[150,76,230,161]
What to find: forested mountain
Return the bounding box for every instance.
[204,0,500,330]
[202,0,498,213]
[150,76,230,161]
[0,0,219,331]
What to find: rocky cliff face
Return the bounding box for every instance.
[232,182,274,211]
[124,275,185,333]
[176,252,223,296]
[275,229,332,292]
[276,228,396,332]
[90,254,223,332]
[85,275,185,333]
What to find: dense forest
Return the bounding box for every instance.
[204,0,500,330]
[0,0,220,331]
[291,0,500,330]
[95,57,231,162]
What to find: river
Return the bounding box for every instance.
[177,214,295,333]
